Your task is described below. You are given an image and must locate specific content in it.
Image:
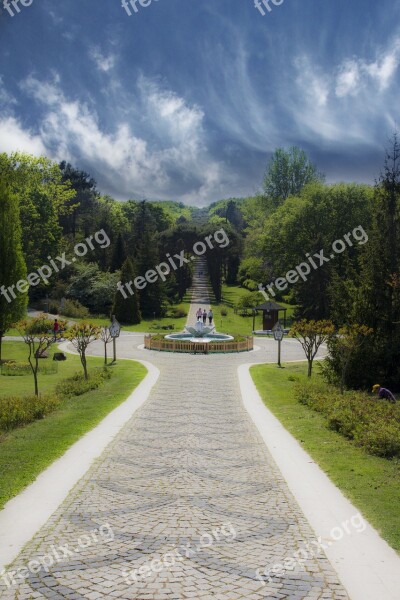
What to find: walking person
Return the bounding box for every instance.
[53,318,59,341]
[202,309,207,324]
[208,309,213,325]
[196,307,202,322]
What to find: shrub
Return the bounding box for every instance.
[56,368,112,397]
[221,308,228,316]
[1,361,58,376]
[168,308,187,319]
[59,299,90,319]
[0,394,60,431]
[294,381,400,459]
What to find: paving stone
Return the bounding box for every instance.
[0,261,347,600]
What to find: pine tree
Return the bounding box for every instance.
[0,180,28,360]
[132,202,165,318]
[111,232,127,272]
[112,258,141,324]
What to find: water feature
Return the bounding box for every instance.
[165,320,234,343]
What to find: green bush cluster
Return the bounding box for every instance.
[1,361,58,376]
[167,308,187,318]
[56,368,112,397]
[59,299,90,319]
[0,394,61,432]
[294,382,400,458]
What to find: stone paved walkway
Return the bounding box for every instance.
[0,267,348,600]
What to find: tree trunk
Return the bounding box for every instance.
[104,343,107,365]
[81,353,88,380]
[0,333,3,362]
[307,359,313,377]
[33,368,39,396]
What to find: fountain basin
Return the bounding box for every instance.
[144,333,253,353]
[164,332,234,343]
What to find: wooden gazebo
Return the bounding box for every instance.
[252,301,287,332]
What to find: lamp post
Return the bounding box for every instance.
[272,321,284,368]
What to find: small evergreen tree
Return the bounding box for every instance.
[112,258,141,324]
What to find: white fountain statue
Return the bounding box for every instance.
[185,319,215,338]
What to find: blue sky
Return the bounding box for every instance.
[0,0,399,205]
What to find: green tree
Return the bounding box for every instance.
[2,153,76,276]
[291,319,335,377]
[324,324,373,393]
[0,181,28,360]
[112,258,141,324]
[131,202,165,317]
[261,182,373,318]
[17,315,61,395]
[348,134,400,388]
[66,322,101,380]
[262,146,323,211]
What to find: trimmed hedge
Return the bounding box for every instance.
[0,394,61,432]
[294,381,400,459]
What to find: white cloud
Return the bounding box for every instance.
[89,47,116,73]
[335,40,400,97]
[1,74,233,204]
[335,60,361,97]
[0,116,46,155]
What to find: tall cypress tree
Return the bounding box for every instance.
[112,258,141,324]
[0,180,28,360]
[132,202,165,317]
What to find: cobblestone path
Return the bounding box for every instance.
[0,268,348,600]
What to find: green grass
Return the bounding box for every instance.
[250,362,400,553]
[0,341,101,397]
[81,298,190,332]
[210,284,296,336]
[0,341,147,508]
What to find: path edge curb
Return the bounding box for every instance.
[238,362,400,600]
[0,358,159,572]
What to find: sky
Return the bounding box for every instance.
[0,0,399,206]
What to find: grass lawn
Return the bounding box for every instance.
[211,284,296,336]
[251,362,400,553]
[79,297,190,333]
[2,297,192,337]
[0,341,147,508]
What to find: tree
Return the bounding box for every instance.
[261,182,373,319]
[100,326,113,365]
[59,161,98,238]
[17,315,62,395]
[112,258,141,324]
[66,322,100,380]
[3,153,76,276]
[326,325,373,393]
[131,202,165,317]
[0,180,28,360]
[262,146,323,211]
[291,319,335,377]
[348,134,400,388]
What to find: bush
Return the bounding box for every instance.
[1,361,58,376]
[59,299,90,319]
[56,368,112,397]
[168,308,187,319]
[221,308,228,316]
[0,394,60,431]
[294,382,400,459]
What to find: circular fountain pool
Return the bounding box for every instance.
[164,332,234,343]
